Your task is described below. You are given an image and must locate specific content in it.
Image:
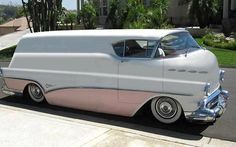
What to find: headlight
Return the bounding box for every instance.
[220,70,225,81]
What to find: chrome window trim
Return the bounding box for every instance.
[112,39,159,60]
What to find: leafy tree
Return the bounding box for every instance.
[0,5,23,24]
[0,17,4,24]
[105,0,170,29]
[213,0,223,24]
[79,1,97,29]
[148,0,169,28]
[123,0,147,29]
[64,12,77,30]
[105,0,128,29]
[16,6,24,18]
[179,0,221,28]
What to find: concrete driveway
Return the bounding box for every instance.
[0,29,29,51]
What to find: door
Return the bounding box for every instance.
[113,39,163,103]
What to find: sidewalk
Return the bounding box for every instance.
[0,104,235,147]
[0,29,29,51]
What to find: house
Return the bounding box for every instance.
[222,0,236,33]
[0,17,29,36]
[77,0,191,26]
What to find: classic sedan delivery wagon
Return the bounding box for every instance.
[0,29,229,124]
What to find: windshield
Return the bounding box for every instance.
[160,32,201,56]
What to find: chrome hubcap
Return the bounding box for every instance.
[160,102,172,114]
[156,97,177,119]
[30,85,43,99]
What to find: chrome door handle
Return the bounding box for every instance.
[121,60,129,63]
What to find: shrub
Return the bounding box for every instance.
[203,33,236,50]
[0,45,16,60]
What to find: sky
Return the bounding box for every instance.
[0,0,77,10]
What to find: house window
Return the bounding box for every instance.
[99,0,108,16]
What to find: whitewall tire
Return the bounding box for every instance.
[151,97,182,124]
[28,84,45,103]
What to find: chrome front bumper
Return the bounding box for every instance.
[185,88,229,122]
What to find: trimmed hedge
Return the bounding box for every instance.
[203,34,236,50]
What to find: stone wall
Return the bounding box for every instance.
[0,27,18,36]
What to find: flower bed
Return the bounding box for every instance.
[203,33,236,50]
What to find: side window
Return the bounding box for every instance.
[112,40,158,58]
[124,40,157,58]
[160,32,200,56]
[161,34,186,50]
[112,41,125,57]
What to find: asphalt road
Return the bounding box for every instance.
[1,62,236,142]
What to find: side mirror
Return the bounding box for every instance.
[158,48,165,57]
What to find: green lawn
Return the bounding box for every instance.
[211,48,236,68]
[195,38,236,68]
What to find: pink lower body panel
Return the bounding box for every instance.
[4,78,157,117]
[4,78,31,92]
[45,88,156,116]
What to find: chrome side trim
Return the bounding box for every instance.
[46,86,193,96]
[2,77,193,96]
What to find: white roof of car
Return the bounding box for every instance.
[23,29,188,39]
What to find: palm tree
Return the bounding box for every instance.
[79,1,97,29]
[21,0,63,32]
[65,12,77,30]
[179,0,221,28]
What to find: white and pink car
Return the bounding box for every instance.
[0,29,229,124]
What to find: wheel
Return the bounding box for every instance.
[28,83,45,103]
[151,97,182,124]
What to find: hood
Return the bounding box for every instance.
[163,49,220,95]
[187,49,220,94]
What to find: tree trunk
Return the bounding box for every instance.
[21,0,62,32]
[21,0,33,33]
[71,22,73,30]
